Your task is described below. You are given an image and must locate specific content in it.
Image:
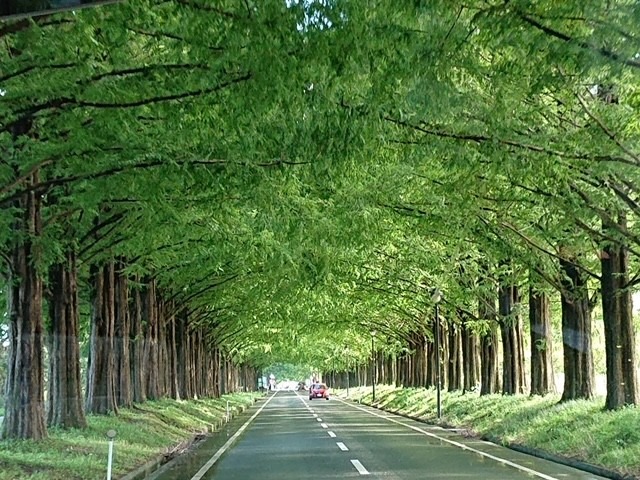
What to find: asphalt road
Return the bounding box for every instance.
[152,391,609,480]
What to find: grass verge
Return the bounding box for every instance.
[0,392,262,480]
[340,385,640,479]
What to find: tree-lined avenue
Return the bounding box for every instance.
[1,0,640,450]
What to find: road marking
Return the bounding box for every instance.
[320,423,328,428]
[190,394,275,480]
[340,399,560,480]
[337,442,349,451]
[313,413,318,417]
[328,431,336,438]
[317,418,322,422]
[351,459,370,475]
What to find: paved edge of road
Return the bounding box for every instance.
[121,397,263,480]
[343,397,626,480]
[482,434,630,480]
[120,429,221,480]
[189,392,276,480]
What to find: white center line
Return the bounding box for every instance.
[337,442,349,451]
[320,423,328,429]
[313,413,318,417]
[327,431,336,438]
[351,459,370,475]
[316,418,322,422]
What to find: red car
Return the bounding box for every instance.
[309,383,329,400]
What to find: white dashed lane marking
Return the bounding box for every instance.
[320,423,328,429]
[337,442,349,451]
[351,459,370,475]
[328,431,336,438]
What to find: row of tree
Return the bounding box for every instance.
[311,0,640,408]
[1,0,640,441]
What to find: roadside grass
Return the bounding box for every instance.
[0,392,262,480]
[341,386,640,478]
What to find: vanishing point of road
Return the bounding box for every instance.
[151,391,608,480]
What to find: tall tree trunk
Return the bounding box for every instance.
[144,278,160,400]
[130,282,146,403]
[559,258,594,401]
[46,250,87,429]
[176,310,189,399]
[462,317,480,393]
[447,322,463,391]
[529,286,556,395]
[396,353,405,387]
[212,347,220,397]
[187,329,196,398]
[479,276,500,395]
[601,214,638,409]
[86,263,118,414]
[418,333,433,388]
[114,260,132,408]
[157,298,168,397]
[499,284,526,394]
[443,322,450,390]
[2,173,47,440]
[426,334,435,388]
[219,351,227,395]
[168,305,179,400]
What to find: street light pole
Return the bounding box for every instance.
[431,289,442,419]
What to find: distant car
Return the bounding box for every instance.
[309,383,329,400]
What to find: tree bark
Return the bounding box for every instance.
[529,286,556,395]
[219,350,227,395]
[46,250,87,429]
[157,298,168,397]
[144,278,160,400]
[176,310,189,399]
[499,284,526,394]
[418,332,434,388]
[167,304,179,400]
[2,173,47,440]
[129,282,146,403]
[600,214,638,409]
[114,260,132,408]
[462,318,481,393]
[479,277,500,395]
[86,262,118,414]
[447,322,463,391]
[559,258,594,401]
[212,346,220,397]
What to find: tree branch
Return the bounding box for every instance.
[384,116,635,165]
[518,13,640,69]
[575,92,640,165]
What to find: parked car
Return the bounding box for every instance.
[309,383,329,400]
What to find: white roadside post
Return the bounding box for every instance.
[106,429,117,480]
[226,400,230,423]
